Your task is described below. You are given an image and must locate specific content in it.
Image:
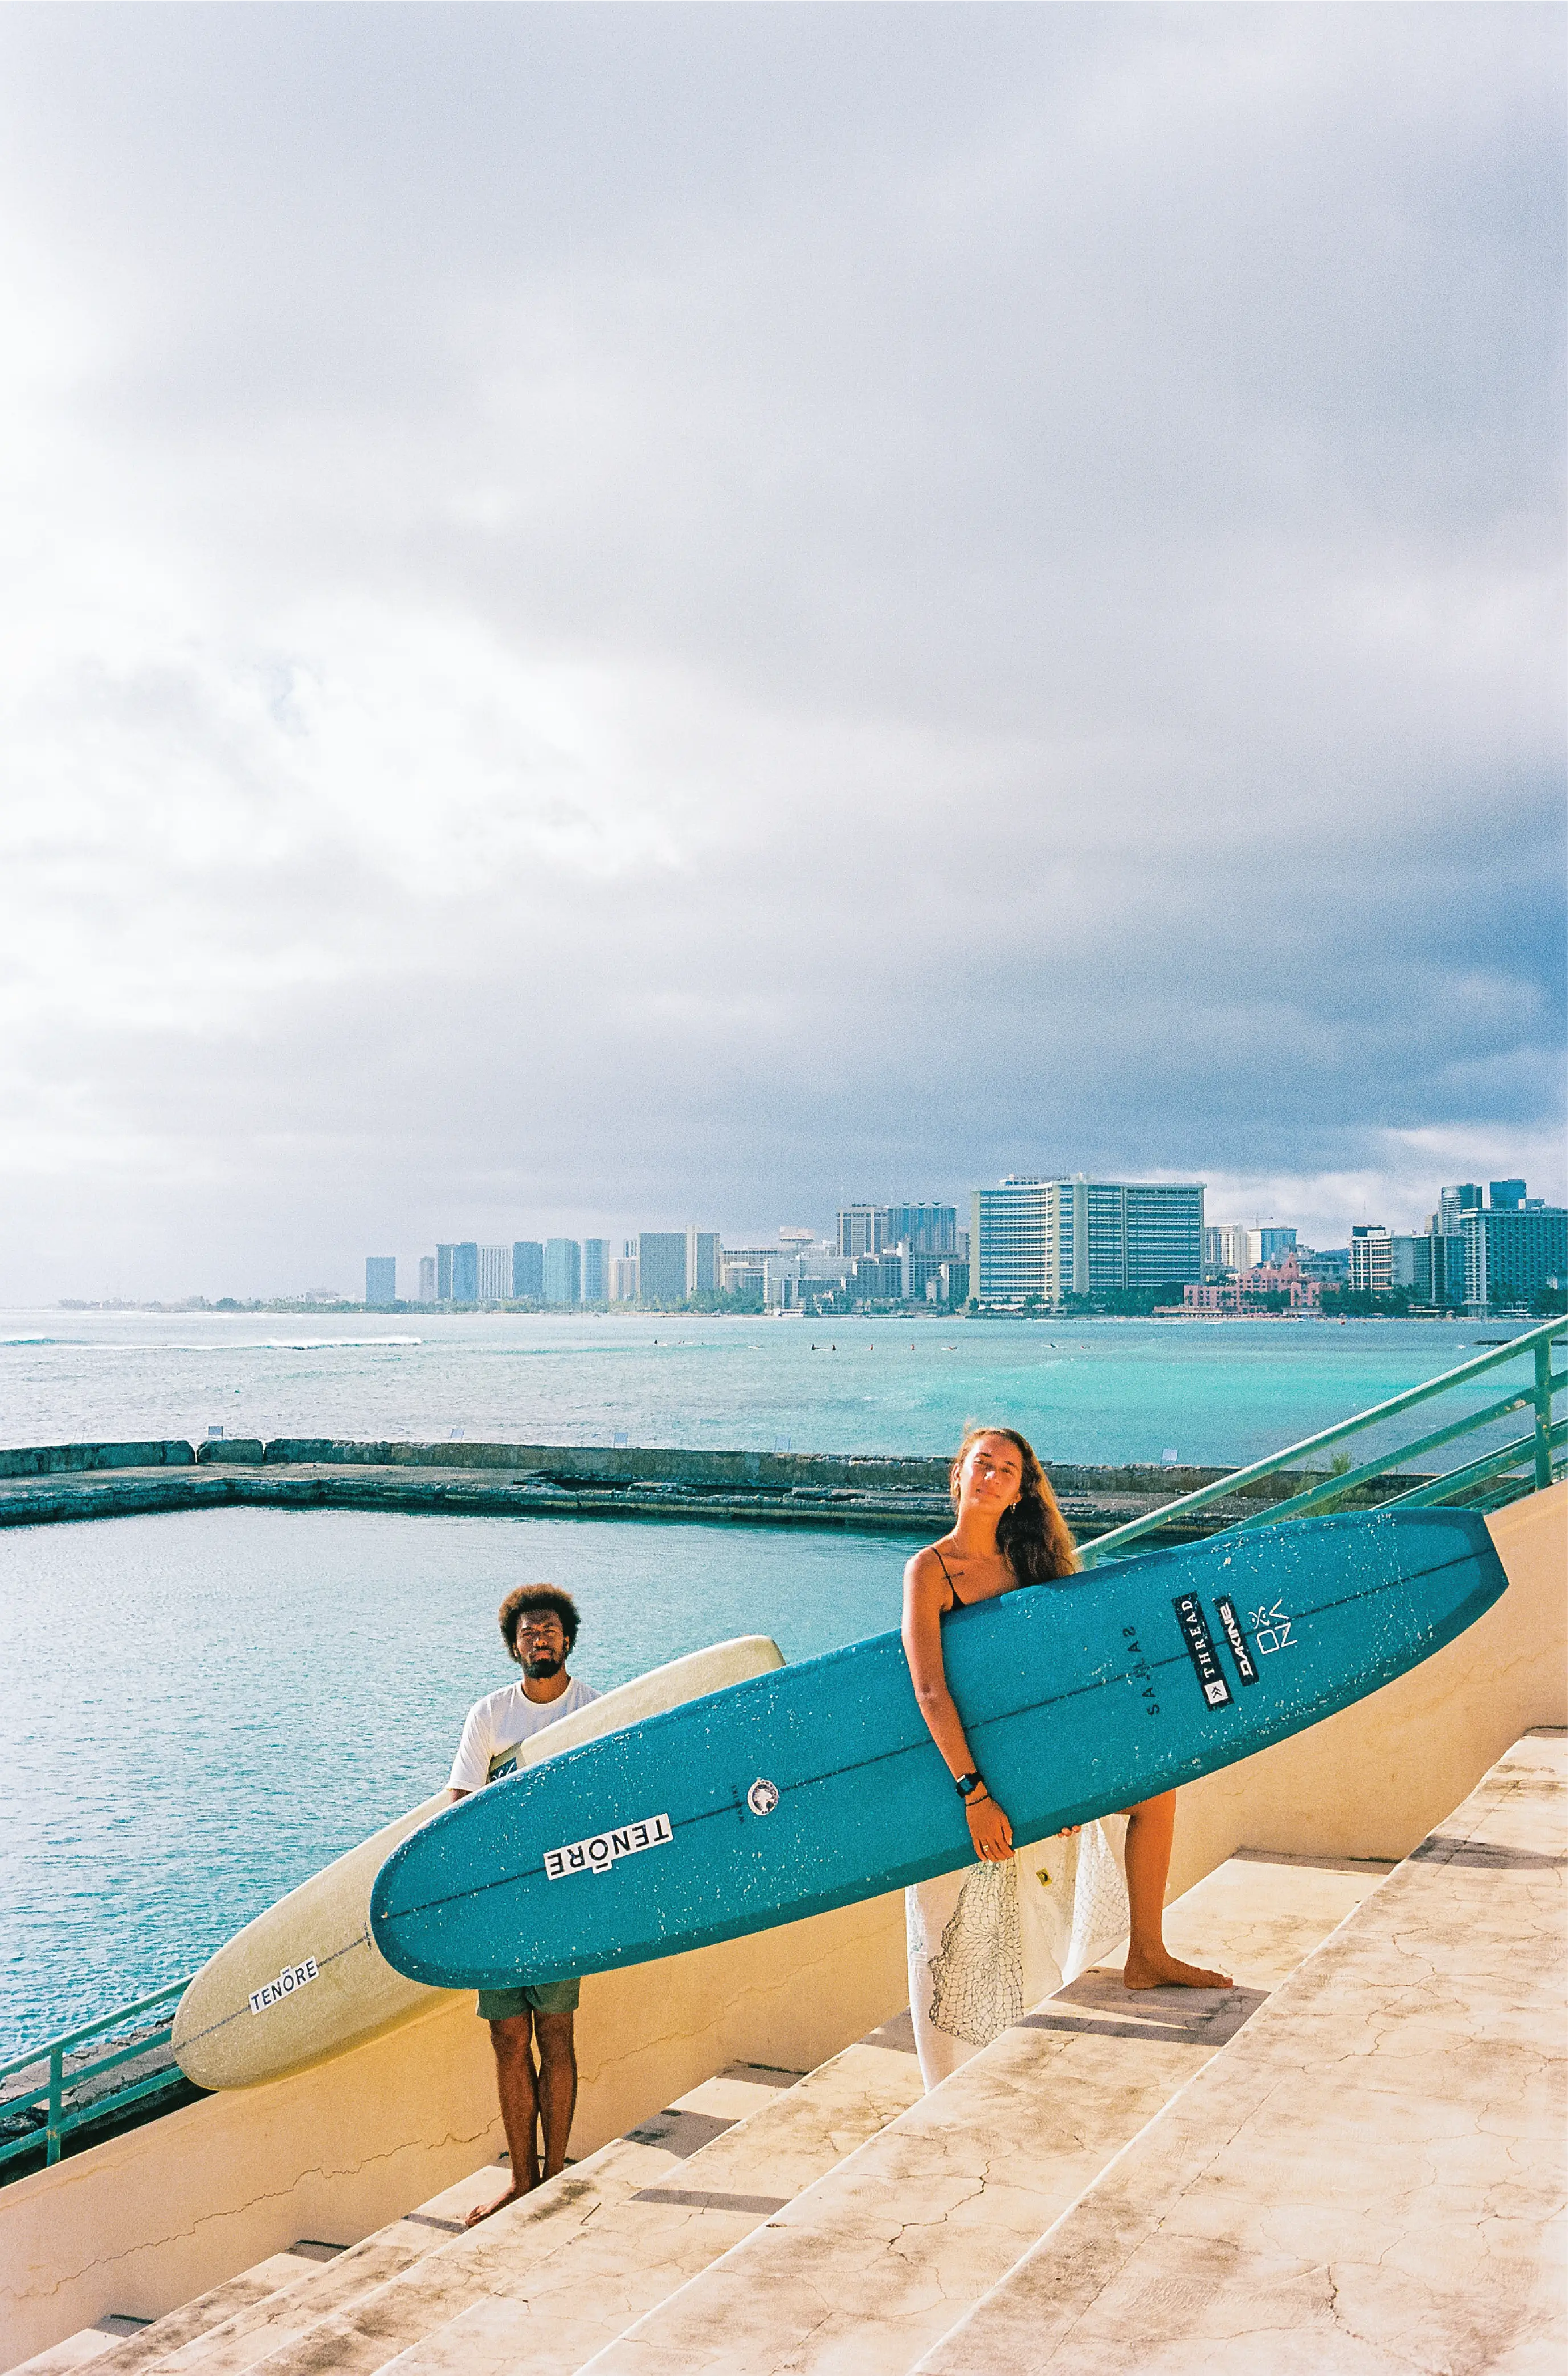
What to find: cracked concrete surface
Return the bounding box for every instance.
[916,1730,1567,2375]
[357,2043,924,2376]
[34,2038,921,2376]
[6,2169,517,2376]
[577,1848,1386,2375]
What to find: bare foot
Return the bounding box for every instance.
[463,2175,535,2227]
[1122,1946,1233,1992]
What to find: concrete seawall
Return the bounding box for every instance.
[0,1439,195,1477]
[0,1438,1430,1543]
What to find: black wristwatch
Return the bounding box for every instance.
[955,1770,986,1800]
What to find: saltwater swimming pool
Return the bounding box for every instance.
[0,1505,901,2050]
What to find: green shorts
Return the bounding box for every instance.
[476,1979,580,2020]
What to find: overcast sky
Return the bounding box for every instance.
[0,2,1562,1298]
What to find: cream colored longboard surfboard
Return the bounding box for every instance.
[172,1635,783,2089]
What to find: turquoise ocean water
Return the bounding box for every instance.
[0,1309,1530,2049]
[0,1306,1521,1466]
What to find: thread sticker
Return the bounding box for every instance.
[746,1777,781,1816]
[543,1812,673,1879]
[248,1958,319,2013]
[1213,1596,1260,1686]
[1171,1594,1233,1710]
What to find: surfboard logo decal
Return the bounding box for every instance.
[1248,1599,1298,1655]
[1171,1595,1233,1710]
[542,1813,673,1880]
[746,1778,780,1816]
[248,1958,319,2014]
[1212,1597,1259,1687]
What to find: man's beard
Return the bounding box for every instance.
[522,1650,564,1679]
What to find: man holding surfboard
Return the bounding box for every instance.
[435,1582,600,2225]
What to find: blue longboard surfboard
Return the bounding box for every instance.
[370,1509,1506,1990]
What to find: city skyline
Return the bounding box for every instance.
[336,1170,1559,1317]
[326,1165,1545,1310]
[44,1163,1566,1311]
[1,6,1561,1303]
[31,1156,1567,1312]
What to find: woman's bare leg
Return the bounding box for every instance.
[1121,1792,1233,1991]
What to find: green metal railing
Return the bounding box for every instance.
[1080,1312,1567,1566]
[0,1978,191,2174]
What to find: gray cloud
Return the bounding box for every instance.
[0,2,1561,1295]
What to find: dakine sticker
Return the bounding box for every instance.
[542,1812,673,1880]
[746,1777,781,1816]
[1248,1598,1298,1655]
[1213,1596,1259,1686]
[1171,1594,1233,1709]
[248,1958,319,2014]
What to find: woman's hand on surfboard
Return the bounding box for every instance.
[965,1790,1013,1863]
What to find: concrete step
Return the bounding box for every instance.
[911,1727,1567,2375]
[11,2162,517,2376]
[582,1846,1393,2376]
[7,2330,132,2376]
[3,2248,337,2376]
[145,2029,922,2376]
[145,2166,528,2376]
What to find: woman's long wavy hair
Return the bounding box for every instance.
[949,1425,1079,1583]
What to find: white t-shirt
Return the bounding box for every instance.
[448,1675,602,1794]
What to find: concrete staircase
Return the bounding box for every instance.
[913,1727,1567,2375]
[580,1848,1389,2375]
[9,2032,924,2376]
[17,1734,1563,2376]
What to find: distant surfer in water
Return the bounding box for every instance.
[901,1427,1231,2089]
[436,1583,601,2222]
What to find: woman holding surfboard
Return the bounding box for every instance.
[901,1427,1231,2088]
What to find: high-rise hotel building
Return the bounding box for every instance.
[836,1202,959,1257]
[636,1232,689,1307]
[970,1176,1204,1306]
[543,1238,582,1307]
[476,1244,512,1303]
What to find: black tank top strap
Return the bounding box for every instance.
[932,1546,966,1608]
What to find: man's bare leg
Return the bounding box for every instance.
[533,2010,578,2179]
[466,2012,540,2225]
[1121,1791,1234,1991]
